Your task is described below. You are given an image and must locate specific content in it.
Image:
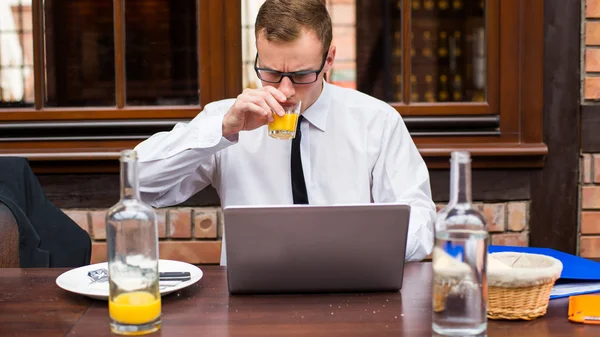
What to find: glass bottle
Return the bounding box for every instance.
[106,150,161,335]
[424,75,436,102]
[432,151,488,337]
[452,0,462,11]
[422,31,433,58]
[452,31,462,58]
[438,74,450,102]
[452,74,463,101]
[410,75,419,102]
[438,31,449,58]
[411,32,416,58]
[424,0,435,11]
[438,0,449,11]
[412,0,421,11]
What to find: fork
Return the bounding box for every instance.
[88,268,191,283]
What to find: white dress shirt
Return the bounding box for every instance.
[135,81,436,265]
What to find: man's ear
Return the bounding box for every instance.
[324,45,336,81]
[324,45,337,73]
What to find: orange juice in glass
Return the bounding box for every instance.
[268,101,302,140]
[109,290,161,331]
[107,257,162,336]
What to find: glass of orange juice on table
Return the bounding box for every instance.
[106,150,161,335]
[268,100,302,140]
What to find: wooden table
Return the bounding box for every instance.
[0,263,597,337]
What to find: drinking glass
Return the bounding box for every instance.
[268,100,302,140]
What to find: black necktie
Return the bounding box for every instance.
[291,115,309,204]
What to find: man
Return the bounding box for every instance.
[135,0,435,265]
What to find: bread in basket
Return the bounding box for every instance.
[487,252,563,320]
[432,247,474,313]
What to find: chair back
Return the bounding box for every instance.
[0,202,20,268]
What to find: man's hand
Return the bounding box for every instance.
[222,87,287,138]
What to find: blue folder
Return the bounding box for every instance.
[488,245,600,299]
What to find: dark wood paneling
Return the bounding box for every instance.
[401,0,410,103]
[0,116,501,142]
[208,0,225,100]
[36,169,531,208]
[38,174,220,209]
[521,0,545,144]
[224,0,242,97]
[32,0,45,110]
[0,107,201,121]
[582,105,600,152]
[529,0,580,254]
[113,0,126,108]
[198,0,212,105]
[430,169,532,202]
[499,0,520,134]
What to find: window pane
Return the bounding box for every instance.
[410,0,486,103]
[327,0,357,90]
[241,0,357,91]
[125,0,198,106]
[242,0,265,89]
[44,0,115,107]
[356,0,403,102]
[0,0,34,107]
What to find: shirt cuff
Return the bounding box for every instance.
[195,113,238,148]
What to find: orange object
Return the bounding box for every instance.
[109,291,161,325]
[268,113,298,132]
[568,294,600,324]
[268,113,299,140]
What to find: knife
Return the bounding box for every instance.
[159,272,191,281]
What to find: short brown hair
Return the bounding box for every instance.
[255,0,332,54]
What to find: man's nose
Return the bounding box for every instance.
[278,76,295,98]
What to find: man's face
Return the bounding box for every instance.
[255,28,335,112]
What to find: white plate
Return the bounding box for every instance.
[56,259,203,300]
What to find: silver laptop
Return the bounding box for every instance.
[223,203,411,294]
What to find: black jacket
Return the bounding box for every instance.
[0,157,91,267]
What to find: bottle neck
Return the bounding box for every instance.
[449,157,472,205]
[120,158,140,200]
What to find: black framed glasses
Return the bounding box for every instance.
[254,52,328,84]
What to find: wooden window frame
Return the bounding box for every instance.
[0,0,241,163]
[0,0,545,172]
[357,0,546,168]
[414,0,546,168]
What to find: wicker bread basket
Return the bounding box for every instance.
[487,252,563,320]
[432,249,563,320]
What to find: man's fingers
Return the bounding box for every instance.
[262,86,287,103]
[248,94,278,121]
[259,91,285,117]
[242,102,270,125]
[242,101,268,118]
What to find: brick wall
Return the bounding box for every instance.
[436,201,529,247]
[580,155,600,258]
[585,0,600,99]
[66,201,529,265]
[65,207,222,265]
[582,0,600,259]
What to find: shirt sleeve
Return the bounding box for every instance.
[134,99,237,208]
[371,108,436,261]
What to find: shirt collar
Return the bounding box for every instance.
[300,79,331,132]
